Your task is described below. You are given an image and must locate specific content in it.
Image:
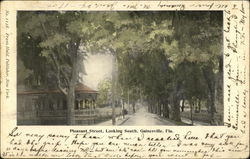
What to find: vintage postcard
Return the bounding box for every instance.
[1,0,249,158]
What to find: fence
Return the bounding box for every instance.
[17,107,122,125]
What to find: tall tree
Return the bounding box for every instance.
[163,11,223,124]
[17,11,99,125]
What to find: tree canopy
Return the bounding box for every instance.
[17,11,223,125]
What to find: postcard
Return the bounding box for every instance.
[1,0,249,158]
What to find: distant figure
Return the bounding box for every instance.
[132,102,136,113]
[123,109,128,115]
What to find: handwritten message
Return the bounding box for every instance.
[37,1,232,11]
[223,1,248,135]
[1,127,249,158]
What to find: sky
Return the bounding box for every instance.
[82,53,113,90]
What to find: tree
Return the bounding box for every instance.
[17,11,100,125]
[110,11,223,124]
[96,79,112,107]
[162,11,223,124]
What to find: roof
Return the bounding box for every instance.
[75,83,97,93]
[17,83,97,95]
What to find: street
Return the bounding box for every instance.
[120,106,176,126]
[97,105,210,126]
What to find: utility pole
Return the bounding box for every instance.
[111,53,117,125]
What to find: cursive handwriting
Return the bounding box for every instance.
[1,127,249,158]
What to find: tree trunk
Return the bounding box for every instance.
[122,99,125,119]
[172,95,181,121]
[127,90,130,112]
[202,65,216,125]
[215,55,223,124]
[181,99,185,112]
[189,100,194,125]
[209,88,216,124]
[132,102,136,114]
[67,85,75,125]
[156,102,159,115]
[154,102,157,114]
[156,102,158,115]
[66,40,80,125]
[158,102,162,116]
[67,72,76,125]
[111,54,117,125]
[195,99,199,113]
[148,103,151,113]
[147,103,150,112]
[163,100,169,118]
[198,99,201,112]
[149,101,153,113]
[170,80,181,122]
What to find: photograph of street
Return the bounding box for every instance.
[17,11,223,126]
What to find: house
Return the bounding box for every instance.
[17,83,98,125]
